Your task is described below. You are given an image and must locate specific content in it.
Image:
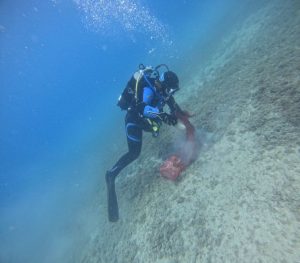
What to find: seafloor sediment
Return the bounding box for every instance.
[80,0,300,262]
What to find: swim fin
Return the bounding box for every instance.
[105,171,119,222]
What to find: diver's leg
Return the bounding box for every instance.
[107,137,142,178]
[106,116,142,222]
[106,114,142,179]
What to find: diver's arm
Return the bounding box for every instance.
[139,87,160,119]
[166,96,184,115]
[143,105,160,118]
[167,95,192,118]
[143,89,159,118]
[140,87,177,124]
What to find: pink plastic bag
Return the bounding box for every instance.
[160,155,185,181]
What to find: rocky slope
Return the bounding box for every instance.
[80,1,300,262]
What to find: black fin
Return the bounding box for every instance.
[106,172,119,222]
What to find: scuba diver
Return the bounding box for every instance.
[106,64,187,222]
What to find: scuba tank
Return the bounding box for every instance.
[117,64,158,111]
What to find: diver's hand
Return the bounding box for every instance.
[161,113,177,126]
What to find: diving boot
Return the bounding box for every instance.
[105,170,119,222]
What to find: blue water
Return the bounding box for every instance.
[0,0,245,262]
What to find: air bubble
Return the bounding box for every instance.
[73,0,170,43]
